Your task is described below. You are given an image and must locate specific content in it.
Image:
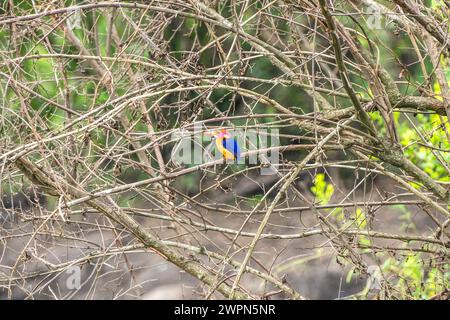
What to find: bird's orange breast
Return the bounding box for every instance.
[216,138,237,160]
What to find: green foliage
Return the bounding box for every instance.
[310,173,334,205]
[400,114,450,183]
[382,254,449,299]
[396,204,417,232]
[352,208,367,229]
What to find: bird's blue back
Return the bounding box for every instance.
[222,137,240,160]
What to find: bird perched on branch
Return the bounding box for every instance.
[206,129,241,161]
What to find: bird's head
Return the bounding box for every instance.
[205,129,231,139]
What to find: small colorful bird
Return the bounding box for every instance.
[206,129,240,161]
